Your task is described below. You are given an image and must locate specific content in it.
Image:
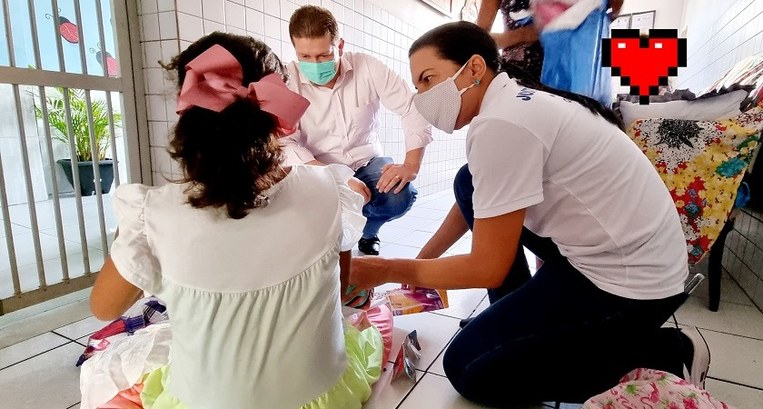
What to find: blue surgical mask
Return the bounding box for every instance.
[298,60,337,85]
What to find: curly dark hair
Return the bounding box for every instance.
[162,32,288,219]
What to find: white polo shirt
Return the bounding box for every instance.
[468,73,688,300]
[282,52,432,170]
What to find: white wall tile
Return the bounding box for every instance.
[177,12,204,42]
[158,11,178,40]
[143,41,162,68]
[149,121,171,147]
[204,19,225,35]
[281,1,297,20]
[141,0,159,15]
[246,0,265,10]
[147,95,167,121]
[144,67,165,95]
[263,0,280,17]
[225,1,246,29]
[202,0,225,23]
[246,8,265,34]
[264,14,281,39]
[165,97,179,123]
[157,0,175,12]
[141,13,161,42]
[280,20,290,42]
[160,39,180,64]
[177,0,202,16]
[281,41,296,64]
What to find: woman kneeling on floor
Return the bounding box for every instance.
[348,21,710,406]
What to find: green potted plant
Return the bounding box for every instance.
[34,88,121,196]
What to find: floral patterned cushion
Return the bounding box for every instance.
[628,105,763,264]
[583,368,730,409]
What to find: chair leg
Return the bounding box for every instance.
[707,218,735,312]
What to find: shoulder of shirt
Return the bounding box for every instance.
[346,52,387,70]
[470,115,537,138]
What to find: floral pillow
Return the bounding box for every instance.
[628,105,763,264]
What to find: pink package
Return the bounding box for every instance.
[385,288,449,316]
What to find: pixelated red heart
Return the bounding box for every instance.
[603,29,687,104]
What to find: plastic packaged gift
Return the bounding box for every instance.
[341,306,373,332]
[385,287,449,316]
[392,330,421,382]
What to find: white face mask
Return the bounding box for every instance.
[413,61,476,134]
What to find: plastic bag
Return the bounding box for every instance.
[392,330,422,382]
[538,0,612,106]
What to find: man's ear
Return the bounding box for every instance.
[338,38,345,56]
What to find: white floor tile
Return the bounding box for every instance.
[675,296,763,339]
[405,206,449,221]
[362,363,419,409]
[470,296,489,318]
[399,372,549,409]
[418,196,456,211]
[701,329,763,389]
[378,225,416,243]
[0,342,83,408]
[0,295,91,349]
[0,332,69,370]
[690,276,754,306]
[54,316,109,340]
[415,219,446,234]
[389,312,460,371]
[393,231,433,248]
[387,216,439,231]
[447,237,472,255]
[432,289,486,320]
[705,378,763,409]
[380,243,421,259]
[427,335,454,377]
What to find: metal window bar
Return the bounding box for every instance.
[3,0,47,290]
[69,0,94,273]
[94,0,121,194]
[49,0,90,273]
[0,0,141,314]
[73,0,108,262]
[28,0,70,281]
[0,0,19,295]
[89,0,112,255]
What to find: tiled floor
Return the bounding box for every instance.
[0,195,117,299]
[1,190,763,408]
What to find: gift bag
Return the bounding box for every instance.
[538,0,612,106]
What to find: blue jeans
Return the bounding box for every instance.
[445,164,689,405]
[354,156,417,239]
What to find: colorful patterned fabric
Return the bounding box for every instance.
[627,105,763,264]
[583,368,732,409]
[76,297,169,367]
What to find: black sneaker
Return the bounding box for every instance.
[681,326,711,389]
[358,237,380,255]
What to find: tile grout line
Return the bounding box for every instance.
[706,376,763,392]
[0,338,75,372]
[51,330,89,346]
[693,325,763,342]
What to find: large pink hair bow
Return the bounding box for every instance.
[176,44,309,136]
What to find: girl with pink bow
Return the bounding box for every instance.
[85,32,386,409]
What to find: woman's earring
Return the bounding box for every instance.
[474,79,481,85]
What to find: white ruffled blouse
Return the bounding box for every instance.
[107,164,366,409]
